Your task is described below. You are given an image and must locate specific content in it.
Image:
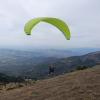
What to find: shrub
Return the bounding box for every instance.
[76,65,87,71]
[82,66,87,70]
[76,66,82,70]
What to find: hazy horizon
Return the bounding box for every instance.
[0,44,100,55]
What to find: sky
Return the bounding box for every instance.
[0,0,100,50]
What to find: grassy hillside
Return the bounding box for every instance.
[0,65,100,100]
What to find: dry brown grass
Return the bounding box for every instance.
[0,65,100,100]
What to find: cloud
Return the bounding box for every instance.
[0,0,100,49]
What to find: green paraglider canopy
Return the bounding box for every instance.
[24,17,71,40]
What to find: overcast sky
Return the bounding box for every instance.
[0,0,100,50]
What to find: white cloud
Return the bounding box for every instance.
[0,0,100,49]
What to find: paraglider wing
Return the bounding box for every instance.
[24,17,71,40]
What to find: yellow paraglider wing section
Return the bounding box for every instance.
[24,17,71,40]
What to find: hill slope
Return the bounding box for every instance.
[20,51,100,78]
[0,65,100,100]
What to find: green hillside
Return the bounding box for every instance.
[20,51,100,78]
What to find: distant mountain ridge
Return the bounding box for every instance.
[20,51,100,78]
[0,48,78,76]
[34,49,79,58]
[0,48,79,58]
[0,48,100,78]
